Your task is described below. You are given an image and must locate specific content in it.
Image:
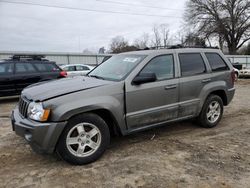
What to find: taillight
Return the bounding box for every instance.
[231,69,235,86]
[60,71,67,77]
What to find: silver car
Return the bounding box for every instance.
[12,48,235,165]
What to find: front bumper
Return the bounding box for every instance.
[11,108,67,154]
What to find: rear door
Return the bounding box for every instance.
[178,53,211,117]
[14,62,41,93]
[125,54,179,129]
[0,62,15,96]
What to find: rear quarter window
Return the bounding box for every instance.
[205,53,229,71]
[34,63,60,72]
[179,53,206,77]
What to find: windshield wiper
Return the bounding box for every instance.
[88,75,105,80]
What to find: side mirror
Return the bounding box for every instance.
[132,72,157,85]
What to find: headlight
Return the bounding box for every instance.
[27,102,50,122]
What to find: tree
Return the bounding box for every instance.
[151,24,170,48]
[239,42,250,55]
[160,24,170,47]
[152,25,161,48]
[185,0,250,54]
[133,33,150,49]
[184,33,206,47]
[109,36,138,53]
[98,47,105,54]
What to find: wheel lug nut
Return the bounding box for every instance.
[78,139,81,142]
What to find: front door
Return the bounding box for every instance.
[125,54,179,129]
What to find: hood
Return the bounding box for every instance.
[22,76,112,101]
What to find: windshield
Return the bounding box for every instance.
[88,54,146,81]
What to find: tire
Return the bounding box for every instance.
[56,113,110,165]
[198,95,224,128]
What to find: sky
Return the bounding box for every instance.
[0,0,187,53]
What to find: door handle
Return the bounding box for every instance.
[165,84,177,90]
[202,78,211,83]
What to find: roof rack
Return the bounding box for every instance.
[11,54,47,61]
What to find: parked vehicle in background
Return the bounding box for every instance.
[12,48,235,165]
[239,64,250,78]
[0,55,66,97]
[60,64,95,77]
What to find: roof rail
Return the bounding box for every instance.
[147,45,219,50]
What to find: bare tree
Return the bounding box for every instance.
[110,36,129,53]
[159,24,170,47]
[109,36,138,53]
[185,0,250,54]
[133,33,150,49]
[152,25,161,49]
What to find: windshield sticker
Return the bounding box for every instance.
[123,57,139,63]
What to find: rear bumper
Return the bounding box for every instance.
[11,108,67,154]
[227,87,235,105]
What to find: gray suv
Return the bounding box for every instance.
[12,48,235,165]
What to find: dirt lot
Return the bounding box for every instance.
[0,80,250,188]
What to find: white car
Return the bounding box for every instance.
[60,64,95,77]
[239,65,250,78]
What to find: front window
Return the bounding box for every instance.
[140,55,174,80]
[88,55,146,81]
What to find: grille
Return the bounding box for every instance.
[18,96,30,118]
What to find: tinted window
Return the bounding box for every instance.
[179,53,206,76]
[76,65,89,71]
[15,63,36,73]
[205,53,229,71]
[34,63,59,72]
[140,55,174,80]
[0,63,14,75]
[63,66,75,71]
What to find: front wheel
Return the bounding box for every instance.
[198,95,224,128]
[56,113,110,165]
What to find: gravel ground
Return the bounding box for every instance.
[0,80,250,188]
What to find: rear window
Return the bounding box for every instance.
[62,66,75,71]
[205,53,229,71]
[179,53,206,77]
[15,63,36,73]
[34,63,60,72]
[76,65,89,71]
[0,63,14,75]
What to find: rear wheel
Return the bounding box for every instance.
[56,113,110,165]
[198,95,223,128]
